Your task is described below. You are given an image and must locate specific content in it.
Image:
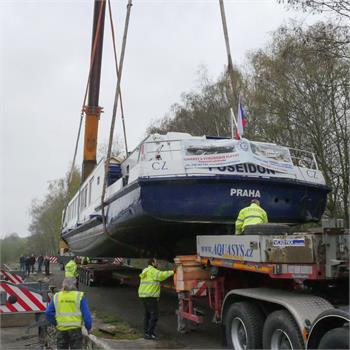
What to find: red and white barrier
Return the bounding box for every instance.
[112,258,124,265]
[49,256,57,264]
[0,281,47,313]
[0,270,24,285]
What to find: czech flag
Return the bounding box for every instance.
[235,99,246,139]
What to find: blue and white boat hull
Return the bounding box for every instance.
[62,175,329,258]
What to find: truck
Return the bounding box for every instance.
[174,224,349,349]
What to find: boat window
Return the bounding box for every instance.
[84,186,88,207]
[288,148,317,169]
[123,165,129,186]
[72,199,75,218]
[143,141,180,160]
[108,164,122,186]
[88,177,94,205]
[80,191,83,210]
[80,185,88,209]
[97,176,100,185]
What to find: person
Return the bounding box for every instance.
[61,248,71,271]
[235,199,268,235]
[138,258,174,340]
[37,255,44,273]
[19,255,25,272]
[65,257,79,289]
[30,254,36,273]
[25,256,31,276]
[44,256,50,276]
[45,278,92,349]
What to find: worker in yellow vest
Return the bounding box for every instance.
[65,257,78,278]
[235,199,268,234]
[65,257,79,289]
[45,278,92,349]
[138,258,174,340]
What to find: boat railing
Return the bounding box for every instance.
[288,147,318,170]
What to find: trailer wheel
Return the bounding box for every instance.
[318,326,349,349]
[263,310,304,349]
[225,301,264,350]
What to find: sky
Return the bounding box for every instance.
[0,0,326,237]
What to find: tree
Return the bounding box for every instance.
[245,22,349,224]
[279,1,350,60]
[147,67,244,137]
[0,233,26,264]
[279,0,350,20]
[28,166,80,255]
[97,138,125,161]
[146,22,349,225]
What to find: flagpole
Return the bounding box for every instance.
[229,110,234,139]
[230,107,239,139]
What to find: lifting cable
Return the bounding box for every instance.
[61,0,106,229]
[219,0,238,100]
[101,0,135,249]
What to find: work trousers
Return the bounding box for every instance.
[56,328,82,349]
[141,297,159,336]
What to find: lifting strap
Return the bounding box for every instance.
[100,0,136,252]
[108,0,129,156]
[219,0,238,101]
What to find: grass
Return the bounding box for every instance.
[92,312,142,340]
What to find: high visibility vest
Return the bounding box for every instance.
[138,265,174,298]
[235,203,268,234]
[53,291,83,331]
[65,260,78,278]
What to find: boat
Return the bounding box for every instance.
[61,132,330,258]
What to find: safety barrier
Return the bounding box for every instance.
[0,281,47,313]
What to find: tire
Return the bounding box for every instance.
[263,310,304,349]
[243,224,290,235]
[307,308,349,349]
[225,301,264,349]
[318,327,349,349]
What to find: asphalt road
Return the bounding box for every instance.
[82,283,225,348]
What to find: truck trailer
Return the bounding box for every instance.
[174,224,349,349]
